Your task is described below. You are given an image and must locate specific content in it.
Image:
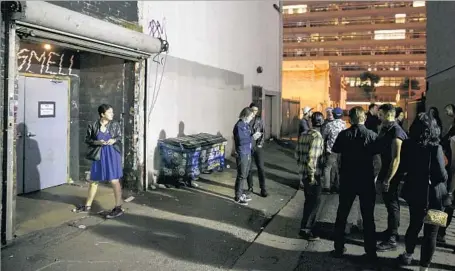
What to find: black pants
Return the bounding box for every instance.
[439,206,454,237]
[405,203,442,267]
[334,183,377,255]
[300,182,322,231]
[235,154,251,199]
[247,147,266,190]
[323,153,339,190]
[382,179,401,237]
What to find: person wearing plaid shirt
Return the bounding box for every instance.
[295,112,325,241]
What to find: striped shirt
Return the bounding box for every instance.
[295,129,325,183]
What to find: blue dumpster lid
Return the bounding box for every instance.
[159,133,227,149]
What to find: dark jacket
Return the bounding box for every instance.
[365,112,381,133]
[85,120,122,154]
[400,141,448,208]
[233,119,252,156]
[249,116,265,148]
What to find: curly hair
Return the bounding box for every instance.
[409,112,441,146]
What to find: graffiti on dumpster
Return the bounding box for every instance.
[17,48,79,77]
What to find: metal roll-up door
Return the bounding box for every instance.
[13,1,163,59]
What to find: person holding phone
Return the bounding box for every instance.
[247,103,268,197]
[73,104,124,219]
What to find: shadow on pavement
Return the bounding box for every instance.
[132,188,269,232]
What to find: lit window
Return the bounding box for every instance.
[395,14,406,24]
[374,29,406,40]
[284,4,307,13]
[413,1,425,7]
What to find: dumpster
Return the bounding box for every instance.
[158,133,227,186]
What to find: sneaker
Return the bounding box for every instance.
[330,247,347,258]
[397,253,413,265]
[72,205,91,213]
[299,230,320,241]
[235,196,248,206]
[260,189,268,197]
[106,206,124,219]
[242,194,252,202]
[377,239,398,252]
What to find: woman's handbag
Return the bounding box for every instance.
[86,146,101,161]
[423,148,448,227]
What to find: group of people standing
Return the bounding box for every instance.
[295,103,455,271]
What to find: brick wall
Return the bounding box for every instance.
[49,1,138,24]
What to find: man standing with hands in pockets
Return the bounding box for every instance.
[247,103,268,197]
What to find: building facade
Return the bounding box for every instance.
[0,1,282,244]
[426,2,455,133]
[283,1,426,102]
[139,1,282,184]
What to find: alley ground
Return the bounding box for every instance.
[2,140,455,271]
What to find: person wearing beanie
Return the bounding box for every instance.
[321,107,346,193]
[295,112,325,241]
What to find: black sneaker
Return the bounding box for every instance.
[299,230,320,241]
[397,253,413,265]
[106,206,124,219]
[377,239,398,252]
[330,247,347,258]
[72,205,91,213]
[235,196,248,206]
[260,189,268,198]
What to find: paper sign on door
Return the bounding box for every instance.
[38,101,56,118]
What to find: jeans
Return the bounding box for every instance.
[300,182,322,231]
[323,153,339,190]
[235,154,251,199]
[382,179,401,237]
[334,183,377,255]
[405,202,442,267]
[439,206,454,237]
[247,147,266,190]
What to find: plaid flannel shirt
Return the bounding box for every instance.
[295,129,325,184]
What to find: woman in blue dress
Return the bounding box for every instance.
[74,104,124,218]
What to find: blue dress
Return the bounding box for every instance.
[90,131,123,182]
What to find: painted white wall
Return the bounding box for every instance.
[138,1,282,184]
[139,1,281,92]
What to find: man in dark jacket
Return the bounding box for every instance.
[233,107,255,205]
[247,103,268,197]
[365,103,381,133]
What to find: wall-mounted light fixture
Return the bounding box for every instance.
[257,66,263,74]
[273,3,281,13]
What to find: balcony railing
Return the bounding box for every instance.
[283,32,426,43]
[332,65,426,72]
[284,2,419,14]
[283,48,426,58]
[283,17,426,28]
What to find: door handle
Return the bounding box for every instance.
[26,132,36,137]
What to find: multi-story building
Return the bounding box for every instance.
[283,1,427,103]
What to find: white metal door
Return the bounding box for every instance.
[17,76,69,194]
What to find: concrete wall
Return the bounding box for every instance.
[426,2,455,133]
[138,1,282,181]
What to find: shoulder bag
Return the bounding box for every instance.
[423,147,448,227]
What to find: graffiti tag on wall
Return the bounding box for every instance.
[148,18,168,65]
[17,48,79,77]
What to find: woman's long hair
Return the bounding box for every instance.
[428,106,443,131]
[409,112,441,146]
